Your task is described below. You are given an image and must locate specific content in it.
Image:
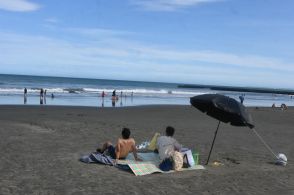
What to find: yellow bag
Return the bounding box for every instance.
[147,132,160,150]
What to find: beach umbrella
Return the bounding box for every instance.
[190,94,254,165]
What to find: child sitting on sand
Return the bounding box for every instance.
[97,128,141,163]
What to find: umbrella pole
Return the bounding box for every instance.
[206,121,221,165]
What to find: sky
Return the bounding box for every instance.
[0,0,293,88]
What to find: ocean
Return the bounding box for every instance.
[0,74,293,107]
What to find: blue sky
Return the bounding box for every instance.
[0,0,293,88]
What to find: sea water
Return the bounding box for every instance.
[0,74,293,107]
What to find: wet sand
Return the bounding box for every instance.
[0,105,293,194]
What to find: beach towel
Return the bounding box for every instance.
[80,153,114,165]
[117,152,205,176]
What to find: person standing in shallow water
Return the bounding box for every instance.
[44,89,47,104]
[40,88,44,104]
[101,91,105,107]
[239,95,244,104]
[24,88,27,97]
[112,90,116,98]
[24,88,27,104]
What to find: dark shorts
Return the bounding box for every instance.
[159,158,173,171]
[107,145,116,159]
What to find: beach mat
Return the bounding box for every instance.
[117,153,205,176]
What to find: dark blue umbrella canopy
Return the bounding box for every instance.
[190,94,254,129]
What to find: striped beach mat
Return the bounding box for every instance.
[117,153,205,176]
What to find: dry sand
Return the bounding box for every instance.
[0,105,293,195]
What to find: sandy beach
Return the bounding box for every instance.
[0,105,293,195]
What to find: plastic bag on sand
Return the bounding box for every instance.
[276,153,287,166]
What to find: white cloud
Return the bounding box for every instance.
[0,0,40,12]
[131,0,221,11]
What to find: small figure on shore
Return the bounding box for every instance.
[24,88,27,97]
[24,88,27,104]
[44,89,47,104]
[112,90,118,101]
[281,103,288,110]
[120,91,123,97]
[96,128,142,163]
[272,103,276,108]
[239,95,244,104]
[101,91,105,107]
[51,93,55,99]
[112,90,116,97]
[40,88,44,97]
[112,98,116,107]
[40,88,44,104]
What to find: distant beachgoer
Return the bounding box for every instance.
[102,91,105,98]
[112,90,119,101]
[96,128,142,163]
[131,91,134,103]
[24,88,27,104]
[40,88,44,97]
[44,89,47,104]
[40,88,44,104]
[112,99,115,107]
[51,93,54,99]
[112,90,116,97]
[239,95,244,104]
[120,91,123,97]
[156,126,182,171]
[272,103,276,108]
[281,103,288,110]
